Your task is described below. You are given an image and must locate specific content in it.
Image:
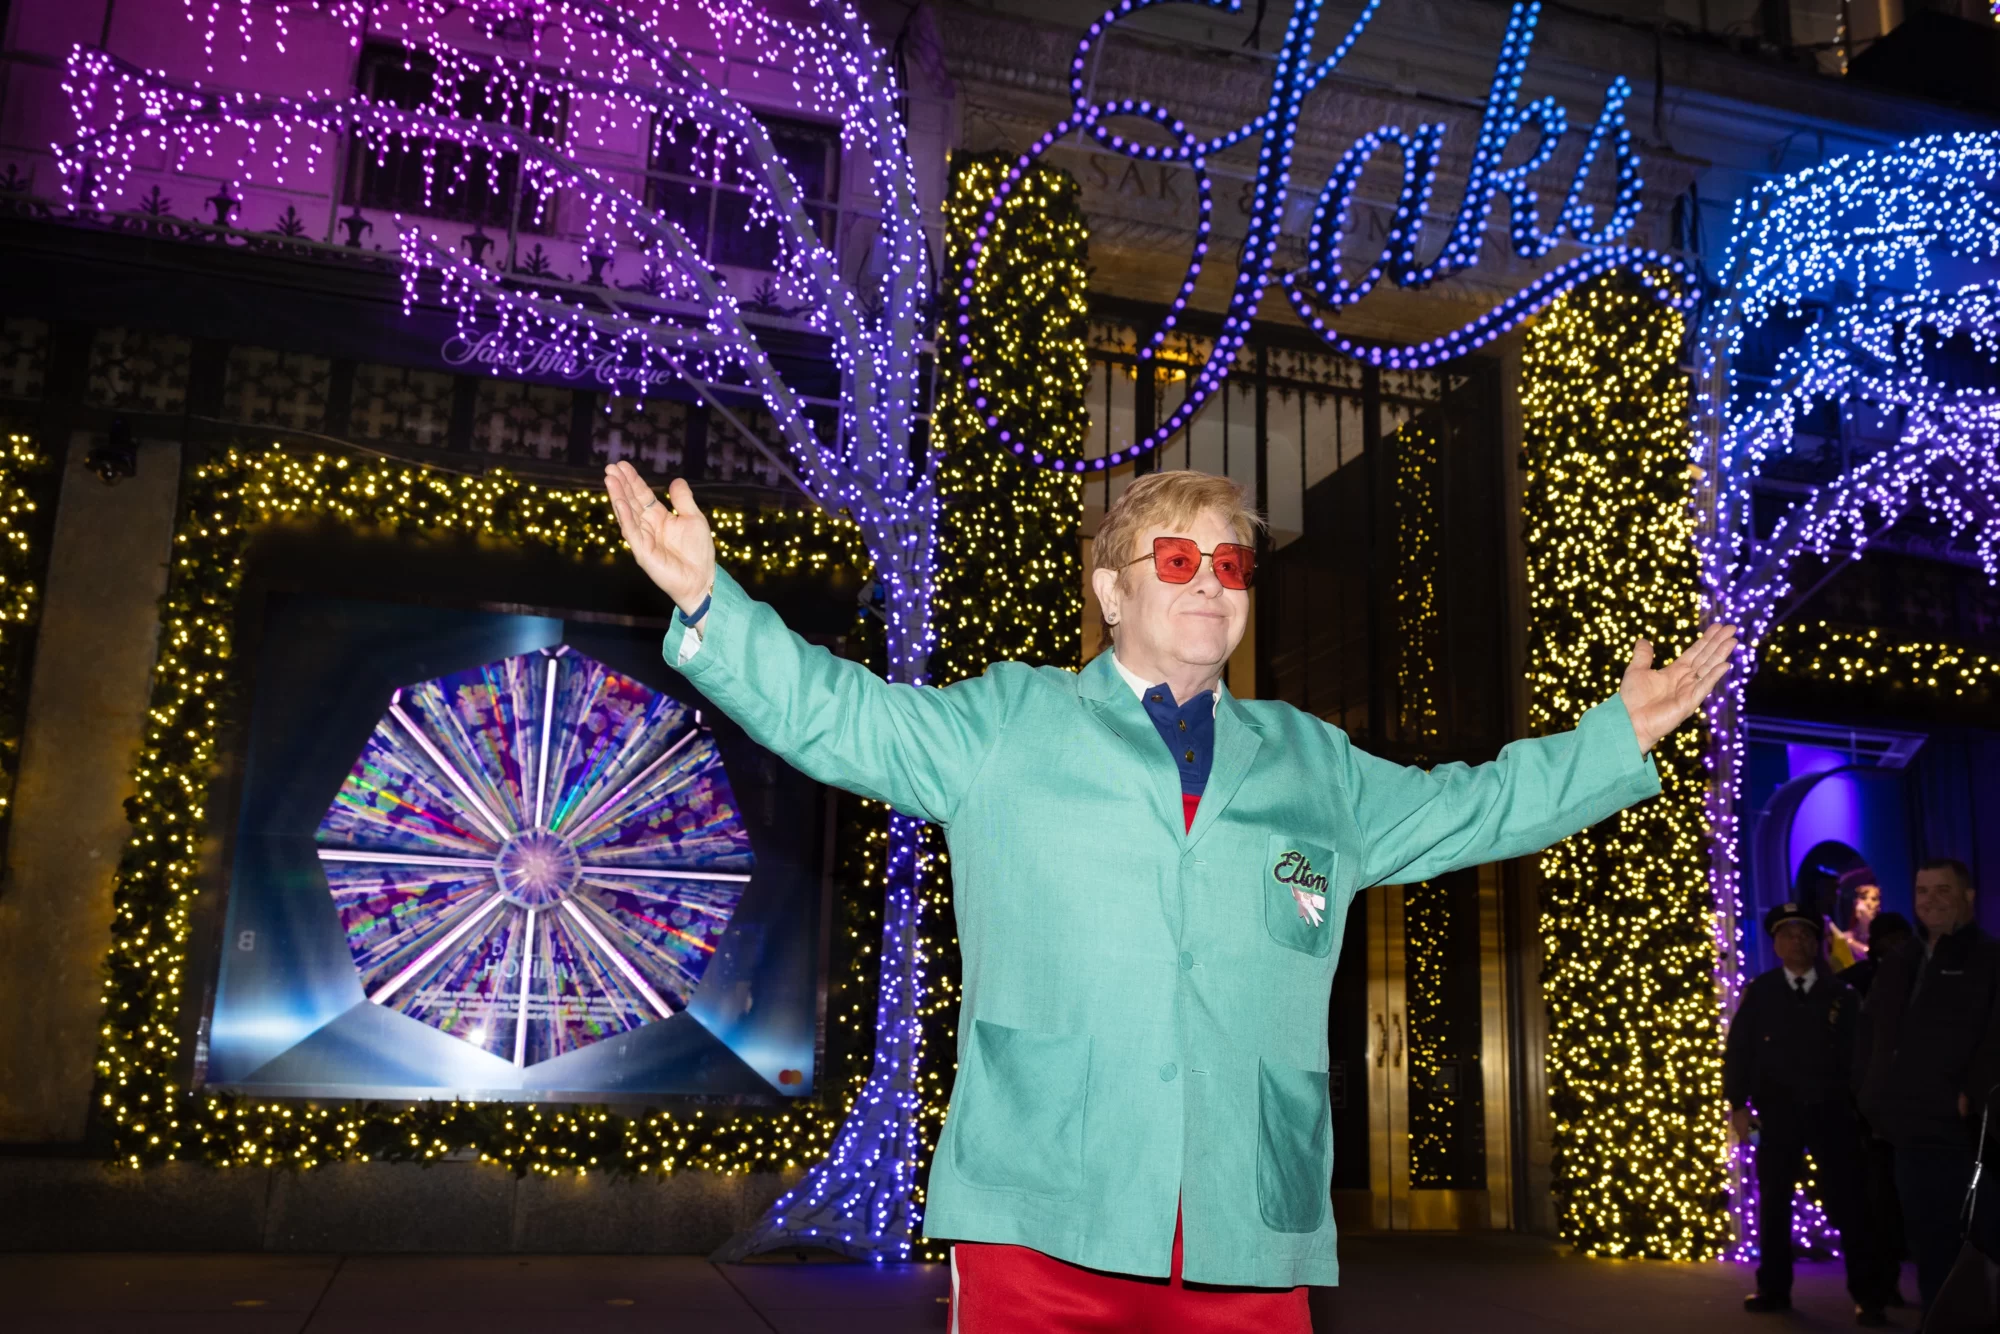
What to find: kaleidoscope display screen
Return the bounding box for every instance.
[201,593,827,1105]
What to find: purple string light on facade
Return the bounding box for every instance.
[959,0,1691,471]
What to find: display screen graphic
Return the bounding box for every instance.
[317,648,752,1067]
[203,595,825,1105]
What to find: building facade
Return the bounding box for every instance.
[0,0,1992,1252]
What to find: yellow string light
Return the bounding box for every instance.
[890,151,1088,1261]
[1763,621,2000,699]
[1395,422,1441,754]
[0,433,48,834]
[1522,275,1730,1259]
[1390,421,1463,1183]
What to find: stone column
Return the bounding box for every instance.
[0,432,180,1141]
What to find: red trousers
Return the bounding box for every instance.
[947,1207,1312,1334]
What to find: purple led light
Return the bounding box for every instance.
[1694,128,2000,1257]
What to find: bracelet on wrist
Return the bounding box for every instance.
[677,590,712,628]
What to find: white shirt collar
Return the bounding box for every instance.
[1110,651,1219,705]
[1782,965,1816,992]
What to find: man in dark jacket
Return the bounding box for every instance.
[1838,910,1914,1307]
[1728,900,1888,1325]
[1859,857,2000,1317]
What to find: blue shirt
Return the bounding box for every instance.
[1110,654,1218,797]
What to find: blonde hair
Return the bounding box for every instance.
[1091,470,1265,642]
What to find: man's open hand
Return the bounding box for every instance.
[1619,623,1739,754]
[605,462,716,619]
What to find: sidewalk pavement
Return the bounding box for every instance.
[2,1233,1914,1332]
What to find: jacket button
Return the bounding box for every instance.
[1160,1063,1178,1082]
[1179,951,1195,971]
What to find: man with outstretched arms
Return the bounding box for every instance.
[604,462,1737,1334]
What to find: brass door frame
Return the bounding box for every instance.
[1475,862,1514,1229]
[1362,869,1513,1231]
[1366,886,1406,1230]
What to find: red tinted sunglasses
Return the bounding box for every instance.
[1122,536,1257,590]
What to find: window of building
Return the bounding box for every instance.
[646,114,840,270]
[350,363,454,447]
[345,43,566,231]
[470,378,572,460]
[221,347,331,432]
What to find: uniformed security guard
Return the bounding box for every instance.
[1727,900,1890,1326]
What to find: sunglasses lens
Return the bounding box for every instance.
[1212,543,1256,590]
[1153,537,1199,583]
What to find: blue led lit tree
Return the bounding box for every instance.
[62,0,937,1261]
[1693,130,2000,1256]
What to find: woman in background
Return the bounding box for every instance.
[1831,870,1882,971]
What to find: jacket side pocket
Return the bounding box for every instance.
[950,1019,1092,1199]
[1256,1056,1332,1233]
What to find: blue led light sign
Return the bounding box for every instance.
[958,0,1699,470]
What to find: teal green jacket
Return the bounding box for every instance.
[665,568,1660,1287]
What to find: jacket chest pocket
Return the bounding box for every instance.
[1264,834,1338,957]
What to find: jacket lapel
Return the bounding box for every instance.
[1078,652,1186,834]
[1078,654,1266,846]
[1188,684,1263,848]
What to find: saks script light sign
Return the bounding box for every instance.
[954,0,1697,473]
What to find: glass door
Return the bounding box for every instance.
[1331,864,1512,1231]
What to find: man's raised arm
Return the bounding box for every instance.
[607,464,1007,827]
[1345,625,1737,889]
